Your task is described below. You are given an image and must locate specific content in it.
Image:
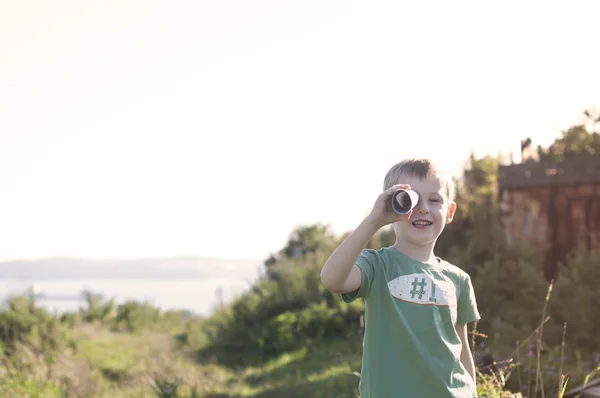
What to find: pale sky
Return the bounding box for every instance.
[1,1,599,262]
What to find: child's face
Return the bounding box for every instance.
[393,174,456,247]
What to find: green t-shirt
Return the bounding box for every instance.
[341,246,480,398]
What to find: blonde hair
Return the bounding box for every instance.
[383,158,456,202]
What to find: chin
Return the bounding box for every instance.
[409,238,437,247]
[406,229,442,245]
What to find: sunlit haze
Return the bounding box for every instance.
[1,1,599,261]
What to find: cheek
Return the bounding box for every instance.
[434,208,450,223]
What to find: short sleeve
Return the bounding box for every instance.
[456,273,480,325]
[340,249,378,303]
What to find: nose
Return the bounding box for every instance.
[416,200,429,214]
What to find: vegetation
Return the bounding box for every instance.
[1,108,599,397]
[537,108,600,161]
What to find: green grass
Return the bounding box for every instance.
[1,319,597,397]
[0,321,364,397]
[230,337,363,398]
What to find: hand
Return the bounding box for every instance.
[366,184,413,229]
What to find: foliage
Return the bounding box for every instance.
[0,295,74,365]
[264,223,338,280]
[471,248,549,357]
[114,300,162,333]
[198,250,364,366]
[0,289,596,397]
[0,296,79,397]
[436,153,506,277]
[550,248,600,352]
[82,290,115,323]
[537,108,600,161]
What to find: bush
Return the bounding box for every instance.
[82,290,115,324]
[550,248,600,355]
[471,244,549,357]
[113,301,162,333]
[0,296,83,396]
[196,253,364,366]
[261,301,360,355]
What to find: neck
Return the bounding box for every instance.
[392,239,438,264]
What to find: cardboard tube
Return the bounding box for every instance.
[392,189,419,215]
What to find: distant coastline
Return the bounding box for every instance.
[0,256,264,316]
[0,256,264,280]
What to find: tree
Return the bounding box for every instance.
[435,154,506,276]
[264,223,338,279]
[537,107,600,161]
[81,291,114,323]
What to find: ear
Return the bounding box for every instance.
[445,201,457,224]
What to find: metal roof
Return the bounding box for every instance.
[498,158,600,188]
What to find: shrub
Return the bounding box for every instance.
[550,248,600,356]
[196,253,364,366]
[113,301,162,333]
[470,244,549,357]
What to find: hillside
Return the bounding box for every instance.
[57,324,363,398]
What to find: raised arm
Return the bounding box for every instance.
[320,183,413,294]
[320,217,380,293]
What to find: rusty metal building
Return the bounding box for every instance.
[498,157,600,280]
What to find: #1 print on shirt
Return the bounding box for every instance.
[387,273,458,322]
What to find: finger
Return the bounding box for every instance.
[386,183,411,193]
[383,184,411,197]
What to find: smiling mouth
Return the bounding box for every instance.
[412,220,433,227]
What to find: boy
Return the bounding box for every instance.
[320,158,480,397]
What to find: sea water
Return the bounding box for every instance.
[0,277,252,317]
